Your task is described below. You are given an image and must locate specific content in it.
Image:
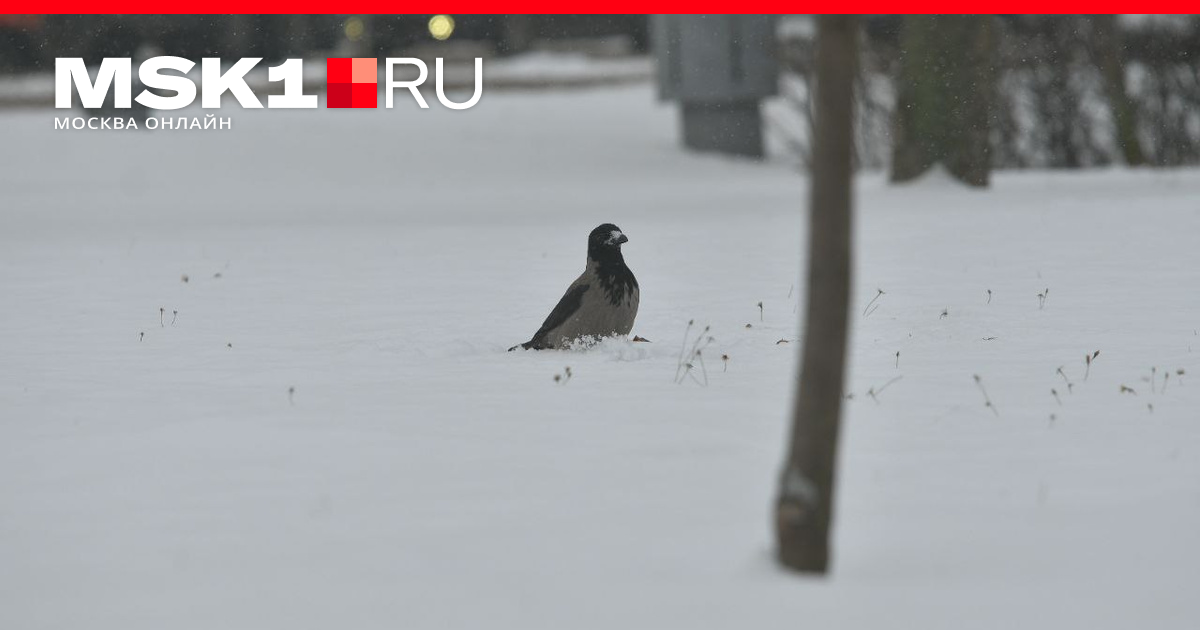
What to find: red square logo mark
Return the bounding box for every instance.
[327,58,377,108]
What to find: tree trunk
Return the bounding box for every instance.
[1092,14,1146,167]
[890,15,994,187]
[776,14,857,575]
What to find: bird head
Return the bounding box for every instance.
[588,223,628,261]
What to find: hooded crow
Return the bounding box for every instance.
[510,223,640,351]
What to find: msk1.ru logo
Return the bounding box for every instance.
[54,57,482,111]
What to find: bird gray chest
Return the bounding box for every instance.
[553,278,639,346]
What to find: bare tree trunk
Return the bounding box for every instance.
[776,14,857,575]
[890,15,994,187]
[1092,14,1146,166]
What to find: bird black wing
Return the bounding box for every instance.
[513,282,590,350]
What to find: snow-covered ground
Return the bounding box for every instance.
[2,86,1199,629]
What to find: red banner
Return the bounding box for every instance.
[7,5,1196,14]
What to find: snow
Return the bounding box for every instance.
[3,85,1200,629]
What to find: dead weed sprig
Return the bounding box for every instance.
[974,374,999,417]
[676,320,714,386]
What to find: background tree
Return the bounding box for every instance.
[776,14,857,574]
[890,15,995,186]
[1093,14,1146,166]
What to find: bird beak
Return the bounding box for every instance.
[614,232,629,245]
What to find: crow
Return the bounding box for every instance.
[510,224,639,351]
